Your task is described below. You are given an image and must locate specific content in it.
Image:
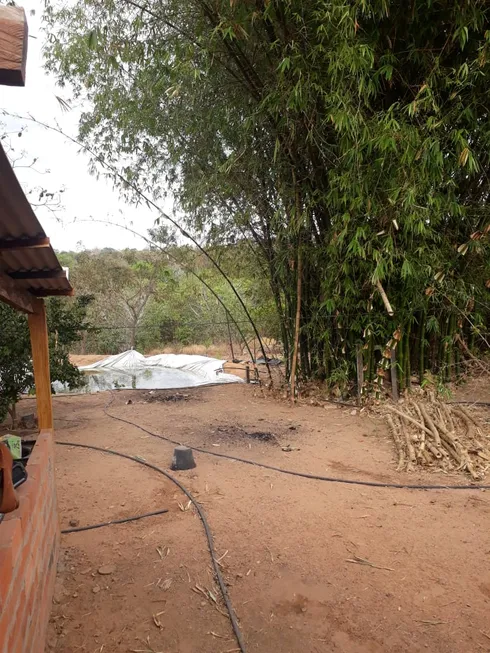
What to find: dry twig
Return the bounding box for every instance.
[346,555,394,571]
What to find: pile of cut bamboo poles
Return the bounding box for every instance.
[385,401,490,479]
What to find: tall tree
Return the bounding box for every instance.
[45,0,490,393]
[62,249,170,351]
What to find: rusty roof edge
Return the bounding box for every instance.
[0,143,73,295]
[0,143,46,238]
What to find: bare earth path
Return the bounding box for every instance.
[38,385,490,653]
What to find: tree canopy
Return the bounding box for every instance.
[58,244,278,355]
[0,296,92,423]
[45,0,490,395]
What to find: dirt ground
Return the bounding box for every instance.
[23,383,490,653]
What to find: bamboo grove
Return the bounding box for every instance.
[44,0,490,396]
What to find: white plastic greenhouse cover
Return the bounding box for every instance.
[80,350,242,387]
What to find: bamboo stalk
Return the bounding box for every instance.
[457,405,481,430]
[368,334,374,383]
[448,314,456,382]
[386,406,433,437]
[399,332,406,392]
[454,344,461,379]
[418,402,441,446]
[426,442,443,459]
[375,280,394,316]
[437,315,445,377]
[356,344,364,405]
[405,322,411,390]
[440,403,455,433]
[440,438,463,465]
[390,346,398,401]
[451,407,475,439]
[400,417,416,471]
[386,415,405,470]
[290,247,302,402]
[420,449,432,465]
[419,311,426,384]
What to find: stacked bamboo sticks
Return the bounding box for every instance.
[385,401,490,479]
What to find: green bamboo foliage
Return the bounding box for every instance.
[44,0,490,396]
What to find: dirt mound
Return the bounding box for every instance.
[214,424,278,444]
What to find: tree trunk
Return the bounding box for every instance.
[7,402,16,428]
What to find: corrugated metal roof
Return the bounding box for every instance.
[0,143,73,298]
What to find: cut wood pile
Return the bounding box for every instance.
[385,401,490,480]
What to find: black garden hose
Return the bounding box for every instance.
[56,440,247,653]
[54,395,490,652]
[61,508,169,534]
[102,395,490,491]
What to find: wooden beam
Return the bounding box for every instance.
[28,301,53,431]
[9,268,65,280]
[0,236,50,251]
[0,269,39,313]
[0,6,28,87]
[29,288,75,297]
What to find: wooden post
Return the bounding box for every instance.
[28,301,53,430]
[391,346,399,402]
[226,312,235,362]
[356,345,364,405]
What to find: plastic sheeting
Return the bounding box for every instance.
[74,350,242,392]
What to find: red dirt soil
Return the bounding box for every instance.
[30,384,490,653]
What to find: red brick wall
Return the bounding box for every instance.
[0,430,60,653]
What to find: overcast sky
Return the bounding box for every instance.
[2,0,169,252]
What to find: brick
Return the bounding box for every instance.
[0,439,59,653]
[11,588,27,634]
[0,518,22,557]
[13,544,34,597]
[7,621,22,653]
[22,625,34,653]
[0,612,10,653]
[0,553,13,613]
[6,593,27,653]
[4,481,33,536]
[28,622,42,653]
[0,519,22,607]
[26,438,48,468]
[19,579,41,652]
[27,504,42,545]
[21,464,43,513]
[19,587,34,638]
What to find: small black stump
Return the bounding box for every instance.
[171,446,196,470]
